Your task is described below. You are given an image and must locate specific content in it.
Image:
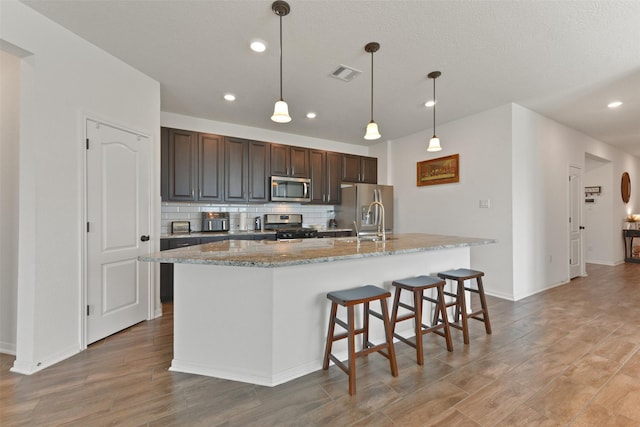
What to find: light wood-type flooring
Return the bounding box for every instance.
[1,263,639,426]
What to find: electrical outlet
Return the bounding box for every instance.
[479,199,491,208]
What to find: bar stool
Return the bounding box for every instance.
[437,268,492,345]
[323,285,398,395]
[390,275,453,365]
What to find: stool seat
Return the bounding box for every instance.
[323,285,398,395]
[437,268,491,344]
[392,275,445,289]
[438,268,484,281]
[390,275,453,365]
[327,285,391,306]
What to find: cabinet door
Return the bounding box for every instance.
[224,137,248,202]
[325,151,342,204]
[309,149,325,204]
[166,128,197,201]
[270,143,289,176]
[248,140,270,202]
[198,133,224,201]
[342,154,361,182]
[360,156,378,184]
[289,146,309,178]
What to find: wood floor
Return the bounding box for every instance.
[1,263,639,426]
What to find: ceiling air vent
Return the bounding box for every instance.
[330,65,362,82]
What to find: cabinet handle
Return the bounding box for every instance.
[140,235,150,242]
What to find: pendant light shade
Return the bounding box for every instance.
[271,1,291,123]
[427,71,442,152]
[365,121,381,140]
[427,136,441,151]
[364,42,381,140]
[272,100,291,123]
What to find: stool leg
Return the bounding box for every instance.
[380,298,398,377]
[347,305,357,395]
[363,302,370,349]
[476,276,492,335]
[414,289,424,365]
[390,286,402,333]
[323,302,338,370]
[437,285,454,352]
[457,280,470,345]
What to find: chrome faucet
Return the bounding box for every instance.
[366,201,386,241]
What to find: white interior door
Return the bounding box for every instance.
[569,166,583,279]
[86,119,150,344]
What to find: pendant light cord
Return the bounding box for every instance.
[432,76,436,137]
[279,14,283,101]
[370,50,374,121]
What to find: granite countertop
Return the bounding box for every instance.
[142,233,497,268]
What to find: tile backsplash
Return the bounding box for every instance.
[161,202,337,235]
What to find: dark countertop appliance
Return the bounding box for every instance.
[202,212,230,232]
[263,213,318,239]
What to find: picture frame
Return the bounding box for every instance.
[417,154,460,186]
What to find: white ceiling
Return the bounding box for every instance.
[22,0,640,157]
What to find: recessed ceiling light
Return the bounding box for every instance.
[607,101,622,108]
[425,100,436,107]
[250,39,267,53]
[224,94,236,101]
[306,112,317,119]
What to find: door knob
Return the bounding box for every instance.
[140,235,150,242]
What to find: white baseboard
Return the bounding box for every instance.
[10,344,79,375]
[0,341,16,356]
[585,259,618,266]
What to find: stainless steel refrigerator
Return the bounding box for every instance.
[335,184,393,237]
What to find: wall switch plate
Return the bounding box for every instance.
[479,199,491,208]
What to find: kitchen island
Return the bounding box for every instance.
[140,233,496,386]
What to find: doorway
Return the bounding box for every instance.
[569,165,584,279]
[85,118,152,344]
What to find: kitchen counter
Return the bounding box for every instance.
[141,233,496,387]
[145,233,495,267]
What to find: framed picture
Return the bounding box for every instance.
[417,154,459,186]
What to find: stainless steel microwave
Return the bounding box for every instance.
[270,176,311,203]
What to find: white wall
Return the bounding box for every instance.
[390,104,515,299]
[390,102,639,301]
[0,50,21,354]
[0,0,160,373]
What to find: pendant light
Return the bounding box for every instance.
[364,42,381,140]
[271,1,291,123]
[427,71,442,152]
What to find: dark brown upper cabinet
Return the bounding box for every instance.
[224,137,270,203]
[161,128,224,202]
[270,143,309,178]
[162,127,197,201]
[310,150,342,205]
[342,154,377,184]
[198,133,224,202]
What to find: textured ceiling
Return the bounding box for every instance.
[21,0,640,157]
